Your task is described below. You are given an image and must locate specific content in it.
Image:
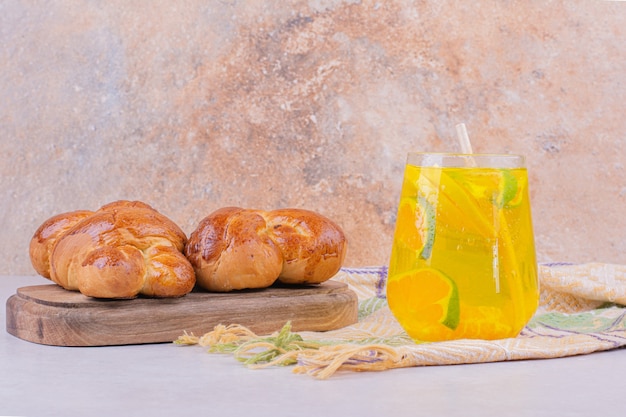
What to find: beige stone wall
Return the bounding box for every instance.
[2,1,625,275]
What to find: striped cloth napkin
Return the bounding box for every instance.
[177,262,626,379]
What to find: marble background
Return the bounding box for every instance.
[2,0,625,275]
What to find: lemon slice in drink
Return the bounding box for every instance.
[387,268,460,330]
[394,195,436,260]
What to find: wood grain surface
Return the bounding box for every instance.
[6,281,358,347]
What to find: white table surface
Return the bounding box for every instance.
[2,274,626,417]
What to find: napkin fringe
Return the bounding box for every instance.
[175,322,410,379]
[175,323,258,347]
[292,344,408,379]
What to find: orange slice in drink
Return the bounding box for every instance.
[447,168,522,209]
[387,268,460,331]
[494,169,518,208]
[499,169,526,208]
[394,196,436,260]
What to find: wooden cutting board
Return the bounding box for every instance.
[6,280,358,347]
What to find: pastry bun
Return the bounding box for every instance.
[185,207,347,292]
[29,200,195,299]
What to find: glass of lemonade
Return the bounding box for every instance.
[387,152,539,342]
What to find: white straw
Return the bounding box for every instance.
[456,123,476,166]
[456,123,473,154]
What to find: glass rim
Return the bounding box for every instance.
[406,152,526,168]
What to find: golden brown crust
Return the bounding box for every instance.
[29,200,195,299]
[29,210,95,278]
[265,209,347,285]
[185,207,347,292]
[185,207,283,292]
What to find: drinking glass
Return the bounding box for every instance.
[387,153,539,341]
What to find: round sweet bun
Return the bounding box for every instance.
[185,207,347,292]
[29,200,195,299]
[184,207,283,292]
[265,208,347,285]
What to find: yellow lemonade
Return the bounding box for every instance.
[387,154,539,342]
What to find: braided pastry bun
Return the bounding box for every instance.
[185,207,347,292]
[29,200,196,299]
